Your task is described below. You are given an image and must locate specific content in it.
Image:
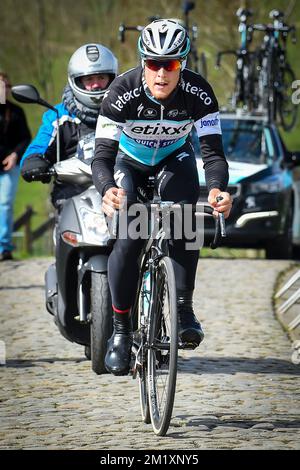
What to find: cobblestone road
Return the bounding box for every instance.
[1,258,299,450]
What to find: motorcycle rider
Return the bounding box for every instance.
[92,19,232,376]
[20,43,118,207]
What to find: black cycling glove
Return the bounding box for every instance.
[21,154,51,183]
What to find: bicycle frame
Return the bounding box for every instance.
[216,8,258,110]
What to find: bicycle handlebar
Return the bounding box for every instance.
[251,22,296,35]
[118,23,144,42]
[110,201,226,250]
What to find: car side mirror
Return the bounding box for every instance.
[290,152,300,167]
[282,151,300,169]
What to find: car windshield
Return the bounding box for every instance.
[220,118,268,164]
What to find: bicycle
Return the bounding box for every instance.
[118,1,207,78]
[111,184,226,436]
[253,10,297,131]
[216,8,259,111]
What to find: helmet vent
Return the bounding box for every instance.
[86,45,99,62]
[159,32,167,49]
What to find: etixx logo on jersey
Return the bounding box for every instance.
[143,108,157,118]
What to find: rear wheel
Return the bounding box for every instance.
[90,272,113,375]
[278,65,298,131]
[147,256,178,436]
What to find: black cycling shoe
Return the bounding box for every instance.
[105,316,132,376]
[105,332,132,375]
[177,290,204,347]
[178,310,204,346]
[0,251,13,262]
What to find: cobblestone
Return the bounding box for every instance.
[0,258,300,450]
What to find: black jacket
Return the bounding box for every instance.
[0,100,31,172]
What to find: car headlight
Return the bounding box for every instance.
[249,178,284,194]
[79,207,110,245]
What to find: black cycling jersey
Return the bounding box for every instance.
[92,65,229,312]
[92,66,228,196]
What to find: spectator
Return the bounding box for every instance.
[0,72,31,261]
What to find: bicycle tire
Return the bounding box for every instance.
[136,264,151,424]
[90,272,113,375]
[147,256,178,436]
[267,52,277,123]
[279,65,298,131]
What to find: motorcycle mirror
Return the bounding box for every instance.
[11,84,57,113]
[11,84,41,104]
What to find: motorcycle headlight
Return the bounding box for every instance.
[79,207,110,245]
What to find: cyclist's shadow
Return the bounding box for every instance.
[178,355,300,375]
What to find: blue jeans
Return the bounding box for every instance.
[0,165,20,253]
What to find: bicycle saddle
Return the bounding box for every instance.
[269,10,284,20]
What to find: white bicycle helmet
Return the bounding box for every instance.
[68,44,118,109]
[138,19,190,69]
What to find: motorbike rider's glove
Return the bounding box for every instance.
[21,154,52,183]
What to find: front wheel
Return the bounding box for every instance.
[90,272,113,375]
[147,256,178,436]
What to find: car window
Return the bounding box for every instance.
[220,119,268,164]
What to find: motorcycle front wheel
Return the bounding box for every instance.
[90,272,113,375]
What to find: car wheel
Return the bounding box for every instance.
[265,205,293,260]
[292,245,300,260]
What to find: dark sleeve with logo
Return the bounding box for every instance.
[92,77,129,196]
[190,73,229,192]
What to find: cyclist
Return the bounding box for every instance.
[92,19,232,376]
[20,43,118,207]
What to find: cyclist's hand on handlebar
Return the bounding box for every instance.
[102,187,126,217]
[208,188,232,219]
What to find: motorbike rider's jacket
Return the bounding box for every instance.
[21,103,78,166]
[21,85,98,205]
[92,66,228,196]
[21,84,99,167]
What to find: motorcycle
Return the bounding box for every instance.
[12,84,113,375]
